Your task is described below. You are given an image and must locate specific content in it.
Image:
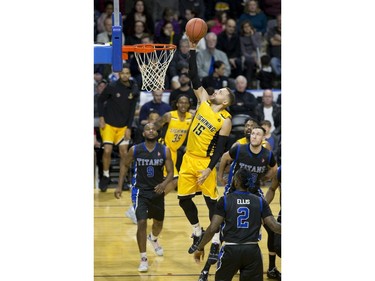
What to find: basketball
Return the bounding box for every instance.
[185,18,208,43]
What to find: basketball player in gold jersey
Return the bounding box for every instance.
[153,95,193,195]
[178,37,235,259]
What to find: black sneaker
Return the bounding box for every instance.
[99,176,110,192]
[188,228,205,254]
[198,271,208,281]
[267,267,281,280]
[207,242,220,265]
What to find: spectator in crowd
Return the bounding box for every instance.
[256,54,274,89]
[139,90,172,125]
[123,0,154,37]
[239,19,262,86]
[255,89,281,135]
[155,21,182,46]
[179,0,205,20]
[237,0,268,35]
[154,7,181,38]
[168,38,190,82]
[147,110,160,124]
[152,0,179,23]
[207,10,228,35]
[179,7,198,32]
[94,72,103,89]
[205,0,237,20]
[201,60,232,90]
[125,20,147,46]
[259,0,281,19]
[96,16,125,45]
[169,73,198,112]
[196,32,231,80]
[228,75,258,118]
[94,80,108,119]
[260,119,280,163]
[216,19,243,80]
[267,14,281,78]
[170,63,189,90]
[96,0,113,34]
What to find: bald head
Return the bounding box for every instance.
[205,32,217,49]
[235,75,248,92]
[262,89,274,106]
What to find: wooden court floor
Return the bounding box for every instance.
[94,184,281,281]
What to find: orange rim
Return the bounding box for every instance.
[122,43,176,54]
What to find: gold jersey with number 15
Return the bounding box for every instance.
[186,101,231,158]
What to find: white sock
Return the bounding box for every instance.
[192,223,202,236]
[150,232,158,241]
[140,252,147,259]
[211,232,220,244]
[103,170,109,177]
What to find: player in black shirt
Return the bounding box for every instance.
[193,168,281,281]
[97,63,140,192]
[224,126,277,196]
[264,165,282,279]
[114,123,174,273]
[198,126,277,281]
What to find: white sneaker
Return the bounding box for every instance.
[138,257,148,272]
[125,206,137,224]
[148,234,164,256]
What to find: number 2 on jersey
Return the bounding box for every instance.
[237,207,250,228]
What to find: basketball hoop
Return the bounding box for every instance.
[122,44,176,91]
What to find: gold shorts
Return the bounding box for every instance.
[100,124,128,146]
[177,152,219,200]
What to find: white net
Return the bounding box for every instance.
[134,44,176,91]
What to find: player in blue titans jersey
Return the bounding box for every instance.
[114,123,174,273]
[193,168,281,281]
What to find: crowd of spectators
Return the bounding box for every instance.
[94,0,282,173]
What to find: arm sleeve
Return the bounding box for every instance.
[189,50,202,90]
[208,135,229,170]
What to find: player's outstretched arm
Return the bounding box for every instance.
[187,38,209,104]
